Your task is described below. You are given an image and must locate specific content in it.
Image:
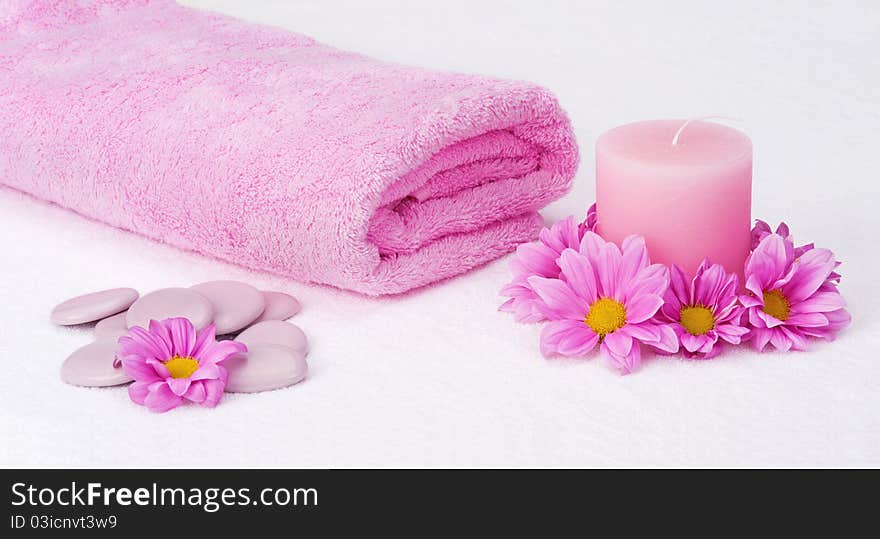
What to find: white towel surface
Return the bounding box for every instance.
[1,0,877,467]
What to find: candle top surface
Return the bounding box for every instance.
[596,119,752,167]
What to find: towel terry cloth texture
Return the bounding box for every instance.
[0,0,579,295]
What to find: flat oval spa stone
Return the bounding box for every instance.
[94,311,129,338]
[190,280,265,334]
[224,343,308,393]
[235,320,309,355]
[50,287,139,326]
[126,288,214,331]
[61,339,133,387]
[252,291,301,323]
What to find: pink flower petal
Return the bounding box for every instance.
[667,264,690,306]
[696,344,722,360]
[199,339,248,366]
[191,362,223,381]
[776,222,791,238]
[624,293,664,324]
[780,326,809,351]
[800,308,851,339]
[539,216,581,255]
[557,248,597,303]
[746,249,785,292]
[147,319,173,358]
[693,263,727,306]
[539,320,599,357]
[601,338,641,374]
[620,323,660,342]
[825,308,852,331]
[739,294,762,308]
[785,312,830,328]
[782,248,836,303]
[625,264,669,299]
[750,327,772,352]
[715,324,749,344]
[121,357,162,382]
[619,235,650,283]
[713,298,742,322]
[118,326,166,362]
[744,272,766,300]
[791,290,846,314]
[128,381,151,405]
[752,234,793,280]
[202,379,226,407]
[622,323,679,353]
[513,306,549,324]
[697,333,719,355]
[166,377,192,397]
[143,382,184,413]
[184,380,207,403]
[584,203,598,232]
[527,276,585,320]
[515,242,561,277]
[650,323,679,353]
[756,308,786,328]
[499,284,548,323]
[603,331,633,358]
[167,317,197,358]
[191,323,218,358]
[768,328,793,352]
[595,241,622,298]
[146,358,171,379]
[750,219,772,249]
[680,332,705,353]
[578,231,605,259]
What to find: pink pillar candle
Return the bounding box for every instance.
[595,119,752,278]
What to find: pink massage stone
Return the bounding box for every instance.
[50,287,139,326]
[224,344,308,393]
[94,311,129,338]
[252,291,301,323]
[190,280,265,334]
[126,288,214,331]
[61,339,133,387]
[235,320,309,355]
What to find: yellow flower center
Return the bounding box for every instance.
[163,356,200,379]
[585,297,627,337]
[679,305,715,336]
[762,289,791,321]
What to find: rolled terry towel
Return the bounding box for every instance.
[0,0,578,295]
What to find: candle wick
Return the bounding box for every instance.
[671,115,743,146]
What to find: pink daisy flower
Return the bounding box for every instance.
[500,207,597,322]
[117,318,246,413]
[740,234,850,352]
[527,232,678,374]
[658,260,749,359]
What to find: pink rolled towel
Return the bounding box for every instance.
[0,0,578,295]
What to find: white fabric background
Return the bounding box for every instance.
[2,0,878,467]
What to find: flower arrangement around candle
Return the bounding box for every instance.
[500,205,850,374]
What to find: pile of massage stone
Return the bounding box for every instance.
[50,281,308,393]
